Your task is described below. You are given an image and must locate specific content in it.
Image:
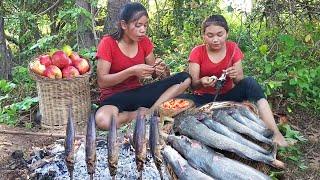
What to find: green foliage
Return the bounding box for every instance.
[0,67,37,125]
[243,24,320,111]
[269,170,285,180]
[4,1,93,61]
[0,96,38,125]
[29,35,59,52]
[1,0,319,127]
[0,80,16,94]
[149,0,222,72]
[270,123,308,179]
[25,122,33,129]
[279,124,307,143]
[278,124,307,168]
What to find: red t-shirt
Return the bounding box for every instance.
[189,41,244,95]
[96,36,154,101]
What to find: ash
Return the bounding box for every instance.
[28,139,169,180]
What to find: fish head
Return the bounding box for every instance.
[195,113,209,122]
[225,108,236,115]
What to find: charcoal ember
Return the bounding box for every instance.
[11,150,24,159]
[97,140,107,147]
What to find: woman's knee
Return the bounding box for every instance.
[241,76,260,88]
[175,72,191,82]
[240,76,266,100]
[176,72,192,88]
[95,105,118,130]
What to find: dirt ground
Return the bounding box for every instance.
[0,106,319,180]
[279,108,320,180]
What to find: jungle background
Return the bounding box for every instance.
[0,0,319,179]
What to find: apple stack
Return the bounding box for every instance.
[29,47,91,130]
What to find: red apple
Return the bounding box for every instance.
[30,59,46,75]
[69,52,81,64]
[62,66,80,79]
[44,65,62,79]
[39,54,52,67]
[73,58,90,74]
[51,50,72,69]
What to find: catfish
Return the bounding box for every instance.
[107,115,119,179]
[85,112,96,180]
[202,118,270,154]
[149,111,163,179]
[227,108,273,137]
[167,135,271,180]
[213,110,273,145]
[65,105,75,179]
[133,110,146,179]
[162,146,214,180]
[174,114,285,168]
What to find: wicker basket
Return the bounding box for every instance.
[29,63,92,130]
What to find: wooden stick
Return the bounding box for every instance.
[0,129,106,140]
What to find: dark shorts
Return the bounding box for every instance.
[99,72,190,112]
[179,76,266,107]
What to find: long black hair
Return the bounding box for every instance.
[111,2,148,40]
[202,15,229,33]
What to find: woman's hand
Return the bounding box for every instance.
[153,58,169,77]
[200,76,216,87]
[131,64,154,78]
[226,65,238,79]
[225,61,244,83]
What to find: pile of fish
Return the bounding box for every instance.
[164,102,285,179]
[63,101,284,180]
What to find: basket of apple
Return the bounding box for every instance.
[29,46,91,130]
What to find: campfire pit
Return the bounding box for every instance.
[27,139,168,179]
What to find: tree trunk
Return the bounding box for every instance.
[0,16,12,80]
[103,0,131,35]
[76,0,96,49]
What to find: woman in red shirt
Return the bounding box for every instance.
[183,15,288,147]
[95,2,191,130]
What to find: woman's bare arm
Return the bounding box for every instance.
[145,51,156,65]
[189,63,202,89]
[97,59,135,88]
[97,59,155,88]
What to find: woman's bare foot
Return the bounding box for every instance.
[273,132,289,147]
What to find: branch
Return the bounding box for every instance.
[36,0,61,16]
[91,5,98,45]
[5,34,19,45]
